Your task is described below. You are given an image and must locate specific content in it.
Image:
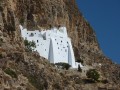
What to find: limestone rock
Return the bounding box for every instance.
[0,0,120,90]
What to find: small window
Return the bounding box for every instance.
[65,49,67,52]
[58,47,59,49]
[55,39,56,41]
[67,42,68,44]
[27,33,28,34]
[37,40,39,43]
[45,49,46,51]
[61,40,62,43]
[57,43,58,44]
[30,33,34,36]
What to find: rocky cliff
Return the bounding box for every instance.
[0,0,120,90]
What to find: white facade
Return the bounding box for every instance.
[20,25,82,68]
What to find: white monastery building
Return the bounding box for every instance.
[20,25,82,68]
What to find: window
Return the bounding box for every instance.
[45,49,46,51]
[30,33,34,36]
[61,40,62,43]
[37,40,39,43]
[57,43,58,44]
[58,47,59,49]
[65,49,67,52]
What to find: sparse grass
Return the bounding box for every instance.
[28,75,37,86]
[4,68,17,78]
[19,18,24,25]
[101,79,109,84]
[0,38,3,46]
[0,53,2,59]
[53,83,61,89]
[28,75,44,90]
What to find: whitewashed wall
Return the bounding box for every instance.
[20,25,82,68]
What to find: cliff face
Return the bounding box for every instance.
[15,0,101,64]
[0,0,120,90]
[0,0,101,64]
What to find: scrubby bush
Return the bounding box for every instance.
[19,18,24,25]
[101,79,108,84]
[77,58,83,64]
[55,62,71,70]
[86,69,100,82]
[0,53,2,59]
[0,38,3,46]
[4,68,17,78]
[24,39,36,51]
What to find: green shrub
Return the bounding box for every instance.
[101,79,108,84]
[0,38,3,46]
[86,69,100,82]
[53,83,61,89]
[19,18,24,25]
[28,75,37,87]
[0,0,3,3]
[0,54,2,59]
[28,75,44,90]
[77,58,83,64]
[4,68,17,78]
[55,62,71,70]
[24,39,36,51]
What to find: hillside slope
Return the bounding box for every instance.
[0,0,120,90]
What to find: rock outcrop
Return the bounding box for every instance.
[0,0,120,90]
